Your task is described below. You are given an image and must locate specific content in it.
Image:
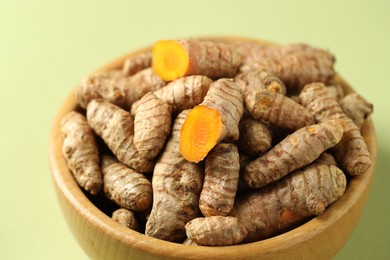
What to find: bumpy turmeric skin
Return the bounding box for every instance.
[86,99,155,173]
[101,156,153,212]
[245,90,315,131]
[185,216,248,246]
[145,110,204,242]
[199,143,240,217]
[239,43,336,90]
[60,111,102,195]
[77,67,165,110]
[132,93,172,160]
[300,82,372,176]
[243,120,344,189]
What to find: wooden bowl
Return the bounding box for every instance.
[48,37,377,260]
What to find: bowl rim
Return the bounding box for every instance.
[49,36,377,259]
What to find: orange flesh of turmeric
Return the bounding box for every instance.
[180,106,223,162]
[152,40,189,81]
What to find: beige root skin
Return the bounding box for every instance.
[153,39,241,81]
[199,143,240,217]
[316,152,337,166]
[243,120,344,189]
[300,83,372,175]
[238,116,272,157]
[340,93,373,129]
[245,90,315,131]
[152,75,213,113]
[235,69,286,98]
[131,75,212,116]
[180,78,244,163]
[77,68,165,110]
[240,44,335,90]
[185,216,248,246]
[86,100,154,173]
[145,110,204,242]
[236,42,321,64]
[122,52,152,76]
[133,93,172,160]
[76,70,127,109]
[232,158,347,242]
[233,41,270,64]
[101,156,153,212]
[60,111,102,195]
[112,208,140,231]
[326,83,345,101]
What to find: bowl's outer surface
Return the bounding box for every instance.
[49,37,377,260]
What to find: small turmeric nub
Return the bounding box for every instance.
[185,216,248,246]
[112,208,140,231]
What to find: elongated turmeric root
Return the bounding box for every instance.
[300,83,372,175]
[232,156,347,242]
[133,93,172,160]
[86,100,154,173]
[61,111,102,195]
[152,39,241,81]
[245,90,315,131]
[180,78,244,162]
[243,120,344,188]
[152,75,213,113]
[240,44,335,90]
[145,110,204,242]
[101,156,152,211]
[77,68,165,110]
[199,143,240,217]
[185,216,248,246]
[131,75,212,115]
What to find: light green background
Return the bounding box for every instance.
[1,0,388,259]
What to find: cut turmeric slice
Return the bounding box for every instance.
[152,40,189,81]
[180,106,223,163]
[180,78,243,162]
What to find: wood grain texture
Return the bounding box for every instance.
[48,37,377,260]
